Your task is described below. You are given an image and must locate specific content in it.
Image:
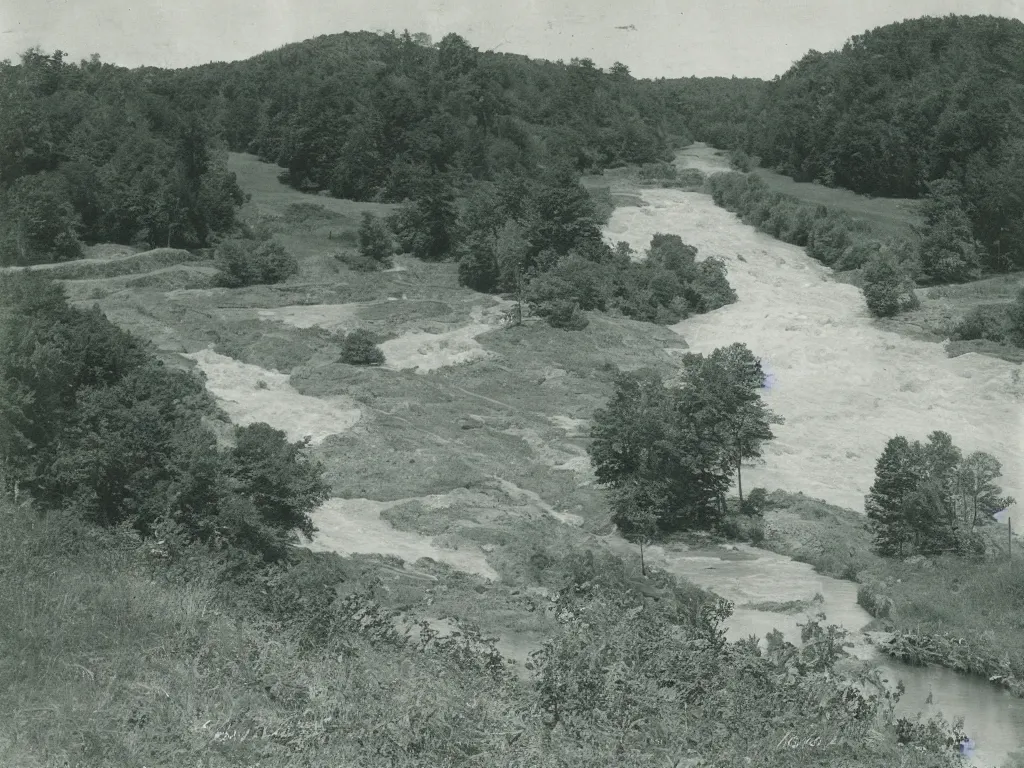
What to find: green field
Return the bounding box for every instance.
[751,168,922,240]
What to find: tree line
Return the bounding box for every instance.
[659,15,1024,277]
[705,168,1024,336]
[149,31,677,201]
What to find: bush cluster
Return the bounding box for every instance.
[356,212,394,269]
[950,304,1011,343]
[447,169,736,329]
[339,328,385,365]
[214,237,299,287]
[637,162,678,181]
[0,273,329,561]
[523,235,736,329]
[949,287,1024,350]
[706,172,929,319]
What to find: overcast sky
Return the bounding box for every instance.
[2,0,1023,79]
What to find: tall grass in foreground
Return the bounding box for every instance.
[1,493,971,768]
[0,499,528,768]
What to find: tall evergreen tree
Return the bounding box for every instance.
[865,436,921,557]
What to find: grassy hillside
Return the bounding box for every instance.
[752,167,922,240]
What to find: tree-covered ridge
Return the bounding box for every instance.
[153,31,677,203]
[0,50,244,265]
[742,15,1024,270]
[655,76,766,150]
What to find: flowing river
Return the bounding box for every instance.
[601,164,1024,766]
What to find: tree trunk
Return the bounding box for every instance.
[16,218,27,264]
[736,459,743,512]
[514,266,524,326]
[640,540,646,577]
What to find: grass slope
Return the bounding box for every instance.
[752,167,922,239]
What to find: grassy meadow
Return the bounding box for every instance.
[752,167,923,240]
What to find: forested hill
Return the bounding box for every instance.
[0,50,245,266]
[147,31,684,201]
[654,76,766,151]
[740,15,1024,269]
[0,32,694,266]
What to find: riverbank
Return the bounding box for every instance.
[758,490,1024,698]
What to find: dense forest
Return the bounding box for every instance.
[0,272,331,563]
[0,50,245,264]
[153,31,680,198]
[673,15,1024,273]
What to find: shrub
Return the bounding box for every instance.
[214,238,298,287]
[863,252,919,318]
[357,212,393,268]
[741,487,770,516]
[856,584,894,618]
[335,244,389,272]
[748,521,766,545]
[730,150,753,172]
[540,299,589,330]
[762,201,798,240]
[638,162,678,181]
[950,305,1009,342]
[339,329,385,365]
[688,257,737,312]
[1008,287,1024,348]
[806,215,853,266]
[676,168,706,188]
[834,240,882,271]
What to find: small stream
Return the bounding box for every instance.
[601,163,1024,766]
[630,541,1024,768]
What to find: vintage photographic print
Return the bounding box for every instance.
[1,1,1022,766]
